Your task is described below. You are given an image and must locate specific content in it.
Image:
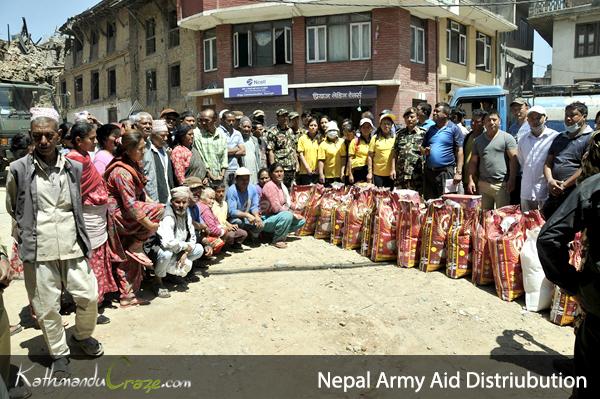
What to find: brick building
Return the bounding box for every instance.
[178,0,517,125]
[59,0,197,122]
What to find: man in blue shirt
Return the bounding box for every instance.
[417,102,435,132]
[421,102,465,200]
[226,167,264,239]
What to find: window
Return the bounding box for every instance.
[60,80,69,109]
[410,17,426,64]
[169,63,181,101]
[203,30,217,71]
[476,32,492,72]
[233,20,292,68]
[447,19,467,65]
[306,26,326,62]
[350,22,370,60]
[90,30,98,61]
[107,68,116,97]
[168,10,180,48]
[91,70,99,101]
[306,13,371,63]
[108,107,118,123]
[107,22,116,54]
[74,76,83,106]
[146,69,157,105]
[575,22,600,58]
[73,37,83,66]
[146,18,156,55]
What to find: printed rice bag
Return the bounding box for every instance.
[315,188,343,240]
[568,231,584,271]
[550,286,580,326]
[342,187,374,250]
[419,199,452,272]
[487,205,525,301]
[371,192,400,262]
[290,185,314,213]
[297,185,324,236]
[360,205,376,257]
[397,200,423,268]
[472,210,494,285]
[446,200,479,279]
[330,202,348,246]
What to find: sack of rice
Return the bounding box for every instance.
[397,199,423,268]
[315,187,344,240]
[370,192,400,262]
[550,286,580,326]
[342,187,375,249]
[419,199,452,272]
[297,185,324,236]
[290,185,314,213]
[445,200,479,279]
[521,227,554,311]
[472,210,494,285]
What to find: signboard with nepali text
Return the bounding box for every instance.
[224,74,288,98]
[296,86,377,103]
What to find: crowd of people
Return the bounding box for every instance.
[1,97,599,393]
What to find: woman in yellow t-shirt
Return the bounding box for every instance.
[347,118,373,184]
[318,121,347,187]
[367,112,395,189]
[296,117,321,185]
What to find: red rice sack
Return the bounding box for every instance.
[315,188,343,240]
[486,205,525,301]
[521,209,545,232]
[550,286,580,326]
[297,185,324,236]
[397,200,423,268]
[371,192,400,262]
[569,232,584,271]
[290,185,314,213]
[472,210,494,285]
[360,205,376,257]
[446,201,479,279]
[330,202,348,246]
[419,199,452,272]
[342,188,374,250]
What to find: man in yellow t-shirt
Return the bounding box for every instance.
[318,121,347,186]
[367,113,395,188]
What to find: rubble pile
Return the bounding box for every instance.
[0,21,66,84]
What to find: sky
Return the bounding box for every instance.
[1,1,553,77]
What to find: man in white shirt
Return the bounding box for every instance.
[517,105,559,211]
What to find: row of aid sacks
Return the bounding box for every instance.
[289,183,581,327]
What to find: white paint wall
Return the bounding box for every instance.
[551,17,600,84]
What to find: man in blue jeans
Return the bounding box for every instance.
[421,102,464,200]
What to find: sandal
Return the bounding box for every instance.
[272,241,287,249]
[125,249,153,267]
[155,287,171,299]
[71,336,104,357]
[10,324,23,336]
[119,297,150,308]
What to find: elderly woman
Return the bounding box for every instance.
[198,187,248,251]
[260,162,306,249]
[367,112,396,189]
[66,122,118,321]
[105,131,164,307]
[170,124,207,185]
[149,186,204,298]
[93,123,121,175]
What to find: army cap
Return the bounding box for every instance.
[276,108,289,116]
[510,97,529,107]
[252,109,265,118]
[289,111,299,119]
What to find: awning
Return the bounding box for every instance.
[506,47,533,69]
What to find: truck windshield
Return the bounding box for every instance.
[0,86,53,116]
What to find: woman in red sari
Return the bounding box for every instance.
[66,122,118,323]
[105,131,164,307]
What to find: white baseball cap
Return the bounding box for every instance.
[326,121,340,132]
[235,167,252,177]
[359,118,374,128]
[527,105,546,116]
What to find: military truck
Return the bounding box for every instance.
[0,79,55,179]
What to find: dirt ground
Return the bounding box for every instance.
[1,188,575,357]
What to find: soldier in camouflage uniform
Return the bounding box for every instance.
[289,112,306,139]
[266,109,298,188]
[391,107,425,193]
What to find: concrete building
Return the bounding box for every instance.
[529,0,600,85]
[177,0,514,124]
[59,0,197,123]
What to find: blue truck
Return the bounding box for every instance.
[449,84,600,132]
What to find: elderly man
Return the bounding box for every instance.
[517,105,559,211]
[421,102,464,200]
[6,107,102,376]
[143,120,175,204]
[149,186,204,298]
[226,167,263,238]
[160,108,180,132]
[217,110,245,186]
[130,111,153,144]
[194,108,228,184]
[239,117,262,184]
[266,109,297,188]
[542,101,593,219]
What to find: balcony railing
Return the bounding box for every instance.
[530,0,592,17]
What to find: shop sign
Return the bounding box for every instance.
[224,75,288,98]
[296,86,377,102]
